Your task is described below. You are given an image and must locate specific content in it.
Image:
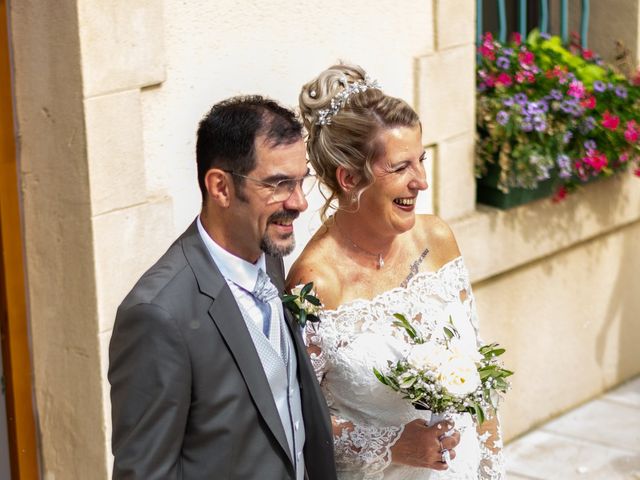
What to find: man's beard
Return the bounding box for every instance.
[260,210,299,257]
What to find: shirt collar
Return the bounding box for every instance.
[197,216,266,293]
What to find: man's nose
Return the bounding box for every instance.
[283,182,308,212]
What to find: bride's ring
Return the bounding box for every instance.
[441,449,451,466]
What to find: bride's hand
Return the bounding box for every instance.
[389,419,460,470]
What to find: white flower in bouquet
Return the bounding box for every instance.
[406,341,446,371]
[436,350,482,397]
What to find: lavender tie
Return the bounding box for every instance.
[252,268,279,337]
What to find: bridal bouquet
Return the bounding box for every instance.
[373,312,513,424]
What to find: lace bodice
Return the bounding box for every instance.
[306,256,505,480]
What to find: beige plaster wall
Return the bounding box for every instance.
[476,219,640,441]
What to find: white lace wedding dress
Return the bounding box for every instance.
[306,256,505,480]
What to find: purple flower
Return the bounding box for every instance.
[497,56,511,69]
[503,48,514,56]
[502,97,515,107]
[514,93,528,105]
[496,111,510,125]
[593,81,606,92]
[580,116,596,134]
[563,131,573,144]
[615,86,628,98]
[540,32,551,40]
[521,119,534,132]
[557,154,572,178]
[549,88,562,100]
[526,102,541,115]
[584,139,597,151]
[534,119,547,132]
[557,154,570,169]
[538,100,549,113]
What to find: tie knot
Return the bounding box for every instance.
[253,269,279,304]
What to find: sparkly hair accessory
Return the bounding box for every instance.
[316,75,382,126]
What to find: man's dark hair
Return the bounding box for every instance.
[196,95,303,202]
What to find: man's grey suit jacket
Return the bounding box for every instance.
[109,220,337,479]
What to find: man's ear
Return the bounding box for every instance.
[335,166,361,194]
[204,169,232,207]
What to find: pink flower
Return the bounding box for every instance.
[583,151,608,171]
[624,120,639,143]
[567,80,585,99]
[582,49,594,60]
[496,72,512,87]
[634,168,640,177]
[479,45,496,60]
[620,152,630,163]
[602,111,620,131]
[511,32,522,45]
[519,51,535,66]
[633,70,640,86]
[580,95,596,109]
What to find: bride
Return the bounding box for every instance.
[286,63,505,479]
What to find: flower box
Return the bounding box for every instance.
[476,163,557,209]
[475,30,640,206]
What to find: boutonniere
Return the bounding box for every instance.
[283,282,323,327]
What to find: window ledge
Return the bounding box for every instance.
[451,174,640,283]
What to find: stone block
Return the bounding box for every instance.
[417,45,476,145]
[93,196,175,333]
[451,174,640,283]
[78,0,166,97]
[433,133,476,220]
[85,89,147,216]
[436,0,476,50]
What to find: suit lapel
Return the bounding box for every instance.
[180,221,293,466]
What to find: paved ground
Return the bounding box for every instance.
[505,376,640,479]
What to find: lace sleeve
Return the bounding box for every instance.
[305,323,405,477]
[458,260,483,344]
[477,414,506,479]
[333,419,404,477]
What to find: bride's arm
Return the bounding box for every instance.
[306,325,458,474]
[459,262,507,479]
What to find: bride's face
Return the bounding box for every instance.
[358,125,427,235]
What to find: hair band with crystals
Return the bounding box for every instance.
[315,75,382,126]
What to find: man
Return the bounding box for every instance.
[108,96,337,480]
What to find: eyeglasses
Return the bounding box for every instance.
[224,171,317,203]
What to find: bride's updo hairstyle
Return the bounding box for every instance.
[299,63,420,218]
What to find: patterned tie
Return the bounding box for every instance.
[252,269,287,362]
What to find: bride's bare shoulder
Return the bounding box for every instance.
[286,227,342,307]
[414,214,462,267]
